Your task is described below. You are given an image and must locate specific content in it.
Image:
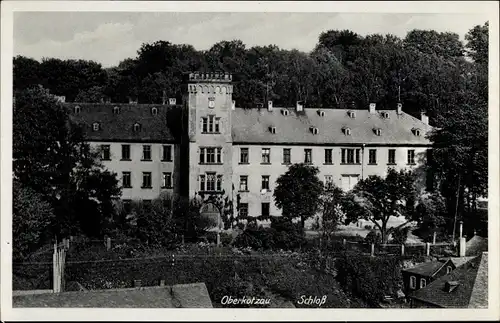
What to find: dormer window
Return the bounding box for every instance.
[343,127,351,136]
[113,106,121,114]
[412,128,422,136]
[151,107,158,116]
[381,111,390,119]
[317,110,325,117]
[269,126,276,134]
[347,111,356,118]
[282,109,289,116]
[92,122,100,131]
[133,123,141,132]
[374,128,382,136]
[310,127,319,135]
[74,105,81,114]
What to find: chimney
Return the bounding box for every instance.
[296,101,303,112]
[369,103,376,114]
[421,111,429,125]
[397,102,403,115]
[444,281,459,293]
[267,100,273,112]
[231,100,236,111]
[162,90,167,105]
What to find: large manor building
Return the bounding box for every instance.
[66,72,433,219]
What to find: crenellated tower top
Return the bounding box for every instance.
[187,71,232,83]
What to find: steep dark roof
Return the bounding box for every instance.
[466,235,488,256]
[402,260,449,277]
[13,283,213,308]
[410,253,488,308]
[231,107,433,145]
[66,103,178,143]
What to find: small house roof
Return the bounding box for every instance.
[13,283,212,308]
[409,253,488,308]
[402,260,450,277]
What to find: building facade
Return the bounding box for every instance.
[67,72,433,220]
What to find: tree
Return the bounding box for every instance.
[465,22,489,65]
[274,163,324,228]
[75,86,106,103]
[403,30,464,59]
[13,86,121,238]
[412,191,448,242]
[316,183,346,241]
[341,168,417,243]
[14,56,41,91]
[13,180,55,261]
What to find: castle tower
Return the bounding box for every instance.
[184,72,234,199]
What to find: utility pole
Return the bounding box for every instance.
[452,173,462,243]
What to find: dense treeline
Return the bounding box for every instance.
[14,23,487,125]
[13,23,489,251]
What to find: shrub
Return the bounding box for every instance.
[233,227,275,250]
[13,181,55,261]
[364,230,381,245]
[364,224,372,230]
[390,226,410,244]
[335,252,403,306]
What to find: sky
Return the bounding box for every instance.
[14,12,489,68]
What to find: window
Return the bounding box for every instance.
[261,202,270,216]
[142,172,152,188]
[341,175,359,191]
[413,128,422,136]
[162,145,172,162]
[201,115,220,134]
[374,128,381,136]
[341,148,360,164]
[324,149,333,164]
[283,148,291,164]
[200,173,222,192]
[200,147,222,164]
[304,149,313,164]
[92,122,100,131]
[343,127,351,136]
[409,276,416,289]
[420,278,427,289]
[239,203,249,218]
[121,145,131,160]
[151,107,158,115]
[347,111,356,118]
[407,149,416,164]
[113,106,120,114]
[269,126,276,134]
[74,106,81,114]
[310,127,319,135]
[381,111,390,119]
[240,148,249,164]
[134,123,141,132]
[239,176,248,191]
[162,172,172,188]
[282,109,289,116]
[261,175,270,190]
[324,175,333,189]
[262,148,271,164]
[446,266,452,274]
[122,172,131,188]
[388,149,396,164]
[369,149,377,164]
[142,145,151,161]
[101,145,111,160]
[208,97,215,108]
[199,175,206,191]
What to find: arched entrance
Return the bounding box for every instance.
[200,202,223,231]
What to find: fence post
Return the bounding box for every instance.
[433,231,437,245]
[459,237,466,257]
[401,244,405,256]
[106,237,111,251]
[370,243,375,257]
[216,231,221,247]
[343,239,346,248]
[160,279,165,287]
[426,242,431,256]
[181,234,185,245]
